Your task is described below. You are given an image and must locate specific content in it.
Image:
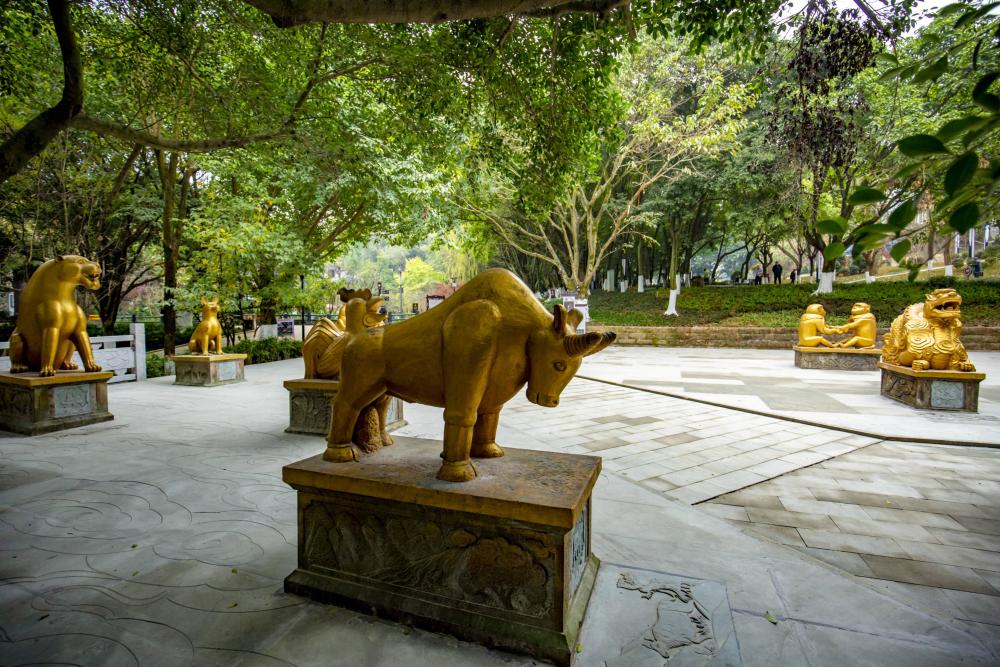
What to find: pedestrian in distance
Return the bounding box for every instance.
[772,263,782,284]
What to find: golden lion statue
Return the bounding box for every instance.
[881,288,975,372]
[188,298,223,354]
[7,255,103,377]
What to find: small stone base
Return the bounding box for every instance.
[170,354,247,387]
[283,438,601,666]
[0,371,114,435]
[283,378,406,435]
[879,362,985,412]
[794,345,882,371]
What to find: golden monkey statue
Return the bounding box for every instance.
[797,304,840,348]
[7,255,103,377]
[834,302,877,348]
[881,288,975,372]
[188,298,223,354]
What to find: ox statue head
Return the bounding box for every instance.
[526,304,616,407]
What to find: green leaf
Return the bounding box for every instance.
[888,199,917,230]
[912,56,948,84]
[765,611,779,625]
[848,187,886,205]
[894,162,923,180]
[936,3,969,17]
[949,203,978,233]
[890,239,911,263]
[817,217,849,235]
[878,66,904,81]
[972,73,998,100]
[876,52,899,66]
[898,134,950,157]
[974,93,1000,113]
[823,242,846,262]
[956,2,1000,29]
[945,153,978,196]
[937,116,988,143]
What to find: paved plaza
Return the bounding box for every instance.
[1,354,999,665]
[579,346,1000,445]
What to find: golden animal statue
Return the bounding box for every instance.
[325,268,616,482]
[7,255,103,377]
[834,302,877,348]
[881,288,976,371]
[302,288,387,379]
[797,304,842,348]
[188,298,223,354]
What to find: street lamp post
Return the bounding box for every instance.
[299,274,307,340]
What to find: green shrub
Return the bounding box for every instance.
[146,353,167,378]
[588,279,1000,327]
[223,337,302,364]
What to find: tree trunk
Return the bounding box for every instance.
[664,227,680,316]
[157,152,179,354]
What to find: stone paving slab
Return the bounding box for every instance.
[706,440,1000,638]
[1,358,996,665]
[579,347,1000,445]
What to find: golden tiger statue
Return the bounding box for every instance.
[881,288,975,372]
[7,255,103,377]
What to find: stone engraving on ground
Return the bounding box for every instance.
[930,380,964,409]
[302,501,556,618]
[217,360,239,382]
[51,384,92,417]
[576,564,740,667]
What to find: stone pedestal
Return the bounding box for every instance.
[794,345,882,371]
[879,362,985,412]
[283,437,601,666]
[283,378,406,435]
[0,371,114,435]
[170,354,246,387]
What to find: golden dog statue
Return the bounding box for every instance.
[7,255,103,377]
[325,268,616,482]
[882,288,975,371]
[188,299,223,354]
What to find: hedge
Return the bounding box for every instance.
[589,278,1000,328]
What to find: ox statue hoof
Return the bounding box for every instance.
[471,441,505,459]
[437,459,478,483]
[323,443,362,463]
[381,431,394,447]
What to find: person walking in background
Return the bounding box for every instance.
[772,263,783,284]
[754,267,763,285]
[790,268,798,284]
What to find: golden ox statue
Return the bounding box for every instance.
[325,268,616,482]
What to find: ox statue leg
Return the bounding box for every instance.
[374,394,394,446]
[438,300,502,482]
[471,411,504,459]
[325,384,384,462]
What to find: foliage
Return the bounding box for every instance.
[589,279,1000,327]
[146,353,166,378]
[224,337,302,364]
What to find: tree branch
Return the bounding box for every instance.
[0,0,82,185]
[67,114,293,152]
[242,0,627,27]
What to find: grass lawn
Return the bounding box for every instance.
[588,278,1000,328]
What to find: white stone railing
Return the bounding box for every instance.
[0,322,146,383]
